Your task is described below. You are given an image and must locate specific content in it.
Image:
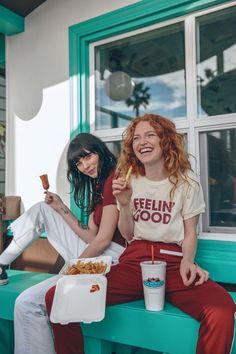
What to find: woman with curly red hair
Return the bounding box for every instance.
[45,114,235,354]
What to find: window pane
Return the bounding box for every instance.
[94,22,186,130]
[207,129,236,227]
[106,141,121,159]
[197,6,236,117]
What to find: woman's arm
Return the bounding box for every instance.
[45,191,96,244]
[118,204,134,242]
[112,177,134,241]
[79,204,119,258]
[180,215,209,286]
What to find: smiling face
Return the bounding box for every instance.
[132,121,163,168]
[76,151,99,178]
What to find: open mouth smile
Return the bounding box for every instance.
[139,147,153,154]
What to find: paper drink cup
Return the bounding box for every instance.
[140,261,166,311]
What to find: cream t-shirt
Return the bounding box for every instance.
[130,170,205,245]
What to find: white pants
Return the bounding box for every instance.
[14,275,60,354]
[4,202,124,354]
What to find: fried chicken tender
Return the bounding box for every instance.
[40,174,49,190]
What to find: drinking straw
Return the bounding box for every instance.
[151,244,154,264]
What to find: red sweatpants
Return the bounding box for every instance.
[45,241,236,354]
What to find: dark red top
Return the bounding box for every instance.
[93,170,125,247]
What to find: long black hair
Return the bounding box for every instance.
[67,133,117,214]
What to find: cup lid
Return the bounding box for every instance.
[140,261,167,266]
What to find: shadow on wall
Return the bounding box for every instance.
[56,140,71,207]
[10,1,73,121]
[11,37,69,121]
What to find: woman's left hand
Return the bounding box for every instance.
[180,259,209,286]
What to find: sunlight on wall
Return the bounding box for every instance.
[14,80,70,210]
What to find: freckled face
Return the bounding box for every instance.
[76,152,99,178]
[132,121,163,166]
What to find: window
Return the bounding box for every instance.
[94,22,186,130]
[196,6,236,117]
[106,141,121,159]
[200,129,236,231]
[196,5,236,234]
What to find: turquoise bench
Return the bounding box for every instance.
[0,239,236,354]
[0,271,236,354]
[82,239,236,354]
[0,270,54,354]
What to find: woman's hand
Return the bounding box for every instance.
[44,191,64,212]
[180,259,209,286]
[112,177,132,206]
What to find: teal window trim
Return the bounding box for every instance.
[0,5,24,36]
[68,0,236,275]
[0,35,5,69]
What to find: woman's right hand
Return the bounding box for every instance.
[44,191,64,212]
[112,177,132,206]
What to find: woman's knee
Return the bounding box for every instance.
[28,201,45,211]
[203,302,235,330]
[38,201,60,220]
[14,290,35,316]
[216,303,235,322]
[38,201,51,212]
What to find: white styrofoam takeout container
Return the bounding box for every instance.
[50,256,112,324]
[50,274,107,324]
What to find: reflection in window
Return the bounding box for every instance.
[106,141,121,159]
[94,22,186,130]
[196,6,236,116]
[207,129,236,227]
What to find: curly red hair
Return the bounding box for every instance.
[116,114,192,198]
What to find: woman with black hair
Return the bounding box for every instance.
[0,133,125,354]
